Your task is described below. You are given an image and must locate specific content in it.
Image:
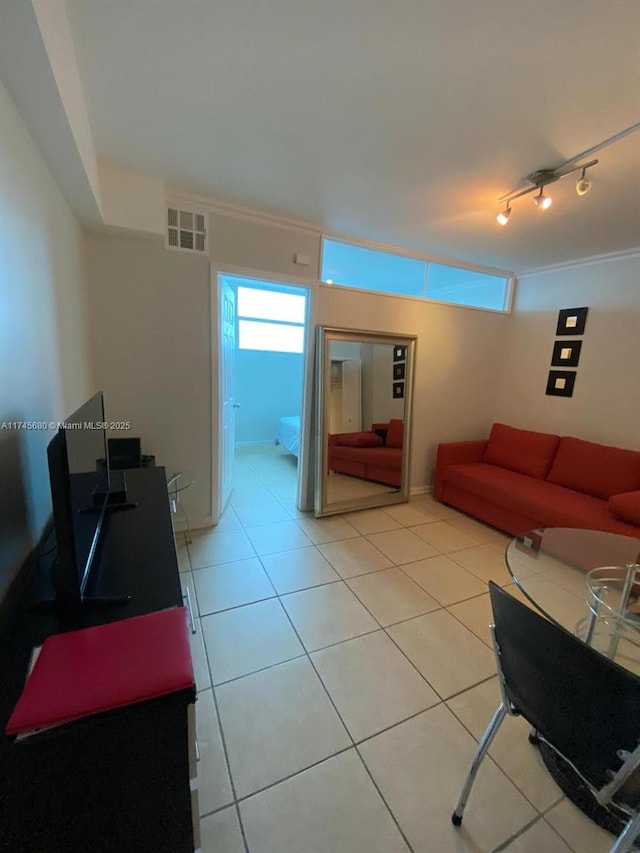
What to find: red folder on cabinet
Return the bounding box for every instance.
[6,607,194,736]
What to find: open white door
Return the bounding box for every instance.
[219,278,237,513]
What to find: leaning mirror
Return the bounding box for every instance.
[314,327,417,517]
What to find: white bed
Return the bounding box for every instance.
[275,416,300,458]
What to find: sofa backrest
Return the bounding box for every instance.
[546,436,640,499]
[483,423,560,479]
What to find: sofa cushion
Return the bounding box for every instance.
[358,447,403,469]
[386,419,404,449]
[335,432,383,448]
[608,491,640,527]
[483,423,559,479]
[547,437,640,499]
[442,462,640,536]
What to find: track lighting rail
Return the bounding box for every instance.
[495,120,640,226]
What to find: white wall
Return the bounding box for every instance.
[235,350,304,444]
[99,162,165,238]
[210,212,321,279]
[371,344,405,423]
[0,76,91,600]
[84,233,212,524]
[494,253,640,449]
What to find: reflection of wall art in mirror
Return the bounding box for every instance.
[393,346,407,361]
[551,340,582,368]
[546,370,576,397]
[556,306,588,336]
[392,382,404,399]
[393,363,406,380]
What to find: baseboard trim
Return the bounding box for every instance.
[410,485,433,496]
[173,515,215,534]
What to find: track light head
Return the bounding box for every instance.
[496,148,609,225]
[533,188,552,210]
[576,168,593,196]
[496,205,511,226]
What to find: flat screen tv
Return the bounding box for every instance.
[46,392,129,609]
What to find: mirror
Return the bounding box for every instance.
[314,327,417,517]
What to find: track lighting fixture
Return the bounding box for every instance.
[496,204,511,226]
[495,120,640,227]
[533,188,552,210]
[576,167,592,197]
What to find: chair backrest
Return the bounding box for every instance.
[107,437,142,470]
[489,581,640,795]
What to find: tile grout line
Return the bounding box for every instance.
[197,466,546,851]
[338,569,450,704]
[491,811,547,851]
[297,527,559,833]
[186,536,251,853]
[268,591,417,852]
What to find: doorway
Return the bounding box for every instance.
[215,273,310,523]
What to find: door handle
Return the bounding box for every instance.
[232,402,241,409]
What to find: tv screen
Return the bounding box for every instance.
[47,392,109,604]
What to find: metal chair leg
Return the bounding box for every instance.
[182,504,193,544]
[609,813,640,853]
[452,703,508,826]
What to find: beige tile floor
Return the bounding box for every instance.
[179,445,621,853]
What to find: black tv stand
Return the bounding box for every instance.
[104,500,138,512]
[0,468,197,852]
[30,592,131,615]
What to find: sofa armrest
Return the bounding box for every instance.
[433,439,488,501]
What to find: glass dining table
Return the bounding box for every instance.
[505,527,640,833]
[506,527,640,669]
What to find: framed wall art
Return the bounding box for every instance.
[546,370,576,398]
[393,346,407,362]
[551,340,582,368]
[556,307,588,336]
[393,362,406,380]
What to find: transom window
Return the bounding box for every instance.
[321,238,512,311]
[237,286,306,353]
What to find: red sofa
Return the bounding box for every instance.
[434,423,640,539]
[328,420,403,488]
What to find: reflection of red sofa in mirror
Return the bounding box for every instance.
[328,420,403,488]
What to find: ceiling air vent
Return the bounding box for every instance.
[165,206,207,254]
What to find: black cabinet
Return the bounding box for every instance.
[0,468,197,852]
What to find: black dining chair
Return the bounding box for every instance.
[452,582,640,853]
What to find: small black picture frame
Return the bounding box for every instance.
[393,346,406,362]
[556,307,588,336]
[546,370,576,397]
[551,340,582,368]
[392,382,404,399]
[393,362,406,380]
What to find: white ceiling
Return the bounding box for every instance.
[64,1,640,271]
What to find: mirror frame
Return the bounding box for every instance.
[314,326,417,518]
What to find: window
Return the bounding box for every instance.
[322,239,427,298]
[237,286,306,353]
[321,238,511,311]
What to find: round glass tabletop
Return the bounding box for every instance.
[506,527,640,670]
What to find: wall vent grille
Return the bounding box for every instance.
[165,206,207,254]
